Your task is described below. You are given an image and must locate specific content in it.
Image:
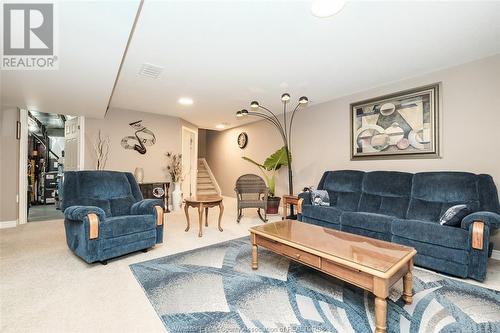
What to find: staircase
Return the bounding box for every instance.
[197,158,220,196]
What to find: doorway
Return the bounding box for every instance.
[18,110,84,224]
[181,126,198,198]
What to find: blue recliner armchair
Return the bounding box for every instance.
[62,171,164,264]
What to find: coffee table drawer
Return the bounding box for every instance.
[321,259,373,291]
[256,236,320,268]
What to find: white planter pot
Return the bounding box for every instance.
[171,182,183,211]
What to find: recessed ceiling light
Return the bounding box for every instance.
[311,0,347,18]
[215,123,227,129]
[178,97,193,105]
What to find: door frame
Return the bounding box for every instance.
[18,112,85,225]
[18,109,28,225]
[181,126,198,198]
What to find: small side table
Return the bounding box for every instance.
[282,195,300,220]
[184,195,224,237]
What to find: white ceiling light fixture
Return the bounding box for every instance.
[215,123,228,129]
[178,97,194,105]
[311,0,347,18]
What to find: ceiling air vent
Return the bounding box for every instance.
[138,63,163,79]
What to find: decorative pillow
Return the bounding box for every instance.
[439,204,471,227]
[311,190,330,206]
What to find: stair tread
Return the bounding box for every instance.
[198,184,215,189]
[196,160,218,196]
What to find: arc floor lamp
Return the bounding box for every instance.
[236,93,309,216]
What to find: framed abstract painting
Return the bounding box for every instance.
[350,83,440,160]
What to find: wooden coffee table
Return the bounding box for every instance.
[184,195,224,237]
[249,220,416,333]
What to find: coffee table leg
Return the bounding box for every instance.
[403,259,414,304]
[198,204,203,237]
[252,244,258,270]
[375,297,387,333]
[184,203,190,232]
[218,201,224,232]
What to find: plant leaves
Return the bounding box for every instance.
[242,156,266,169]
[263,146,290,171]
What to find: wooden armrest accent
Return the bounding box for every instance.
[155,206,164,226]
[297,198,304,214]
[472,221,484,250]
[88,213,99,240]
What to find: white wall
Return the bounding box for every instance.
[206,54,500,246]
[85,107,197,183]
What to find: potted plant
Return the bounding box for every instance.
[242,146,290,214]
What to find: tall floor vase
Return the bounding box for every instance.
[171,182,182,211]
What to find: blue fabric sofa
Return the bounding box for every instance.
[298,170,500,281]
[62,171,164,264]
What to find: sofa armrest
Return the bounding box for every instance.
[461,211,499,251]
[131,199,164,229]
[64,206,106,240]
[131,199,164,215]
[461,214,495,281]
[298,192,312,206]
[64,205,106,222]
[461,211,500,230]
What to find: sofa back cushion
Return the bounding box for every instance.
[478,174,500,214]
[318,170,364,211]
[62,171,143,217]
[359,171,413,218]
[109,196,136,216]
[63,197,112,217]
[407,172,480,221]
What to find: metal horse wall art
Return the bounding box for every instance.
[120,120,156,155]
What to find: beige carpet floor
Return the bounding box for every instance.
[1,196,499,333]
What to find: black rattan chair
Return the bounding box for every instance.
[234,174,268,222]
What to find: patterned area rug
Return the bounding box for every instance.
[130,237,500,333]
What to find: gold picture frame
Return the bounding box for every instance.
[350,83,440,160]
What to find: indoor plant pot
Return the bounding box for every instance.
[266,196,281,214]
[242,146,290,215]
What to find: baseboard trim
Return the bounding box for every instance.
[0,220,18,229]
[491,250,500,261]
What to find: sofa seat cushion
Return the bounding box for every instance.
[341,212,395,234]
[102,215,156,239]
[301,205,343,225]
[392,219,469,250]
[392,236,469,265]
[341,225,390,241]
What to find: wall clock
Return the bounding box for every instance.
[237,132,248,149]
